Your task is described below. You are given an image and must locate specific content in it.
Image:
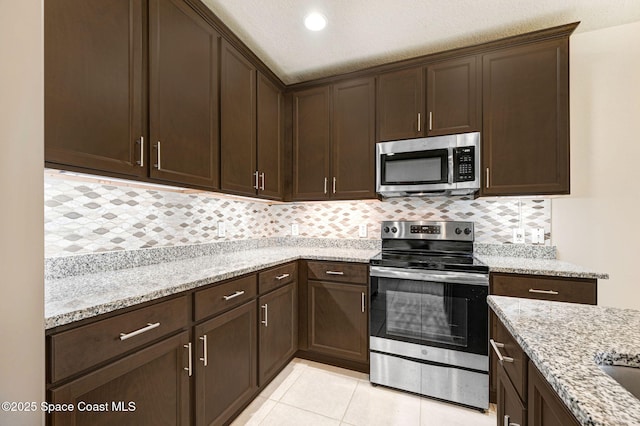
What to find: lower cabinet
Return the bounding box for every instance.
[194,300,257,426]
[49,331,190,425]
[258,282,297,386]
[497,362,527,426]
[528,361,580,426]
[307,280,368,363]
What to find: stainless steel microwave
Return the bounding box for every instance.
[376,132,480,197]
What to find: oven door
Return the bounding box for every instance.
[370,266,488,358]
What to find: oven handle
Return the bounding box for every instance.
[370,265,488,286]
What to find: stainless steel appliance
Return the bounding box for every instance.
[369,220,489,410]
[376,132,480,197]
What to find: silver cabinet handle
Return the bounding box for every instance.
[254,171,259,190]
[199,335,208,366]
[529,289,559,295]
[260,172,265,191]
[261,304,268,327]
[429,112,433,131]
[490,339,514,364]
[184,342,192,376]
[504,414,520,426]
[155,141,162,170]
[361,292,366,313]
[326,270,344,276]
[137,136,144,167]
[119,322,160,341]
[324,177,328,194]
[417,112,421,132]
[332,177,336,194]
[485,168,489,188]
[276,273,290,280]
[222,290,245,301]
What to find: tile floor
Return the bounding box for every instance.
[232,358,496,426]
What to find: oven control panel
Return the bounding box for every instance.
[381,220,474,241]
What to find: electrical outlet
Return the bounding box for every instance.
[291,223,299,236]
[358,224,367,238]
[512,228,525,244]
[217,221,226,237]
[537,228,545,244]
[530,229,539,244]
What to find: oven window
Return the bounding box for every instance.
[381,149,448,185]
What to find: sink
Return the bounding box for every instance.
[599,365,640,399]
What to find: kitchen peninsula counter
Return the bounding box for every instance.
[488,295,640,426]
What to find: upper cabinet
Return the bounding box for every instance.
[220,41,257,196]
[481,38,570,196]
[426,56,481,136]
[45,0,146,177]
[256,73,284,200]
[376,56,480,142]
[149,0,220,189]
[292,77,376,201]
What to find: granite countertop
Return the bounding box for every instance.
[45,246,378,329]
[476,255,609,280]
[488,295,640,426]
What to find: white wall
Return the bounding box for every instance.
[0,0,45,424]
[552,20,640,310]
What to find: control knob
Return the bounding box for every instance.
[383,226,390,233]
[455,228,462,235]
[391,227,398,233]
[464,227,472,235]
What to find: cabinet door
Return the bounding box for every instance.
[49,332,190,425]
[45,0,146,177]
[376,67,424,141]
[149,0,219,188]
[332,77,376,200]
[497,363,527,426]
[482,38,569,196]
[292,86,331,201]
[426,56,480,136]
[258,283,297,386]
[528,361,580,426]
[221,41,257,196]
[195,300,257,426]
[308,281,368,362]
[256,73,283,200]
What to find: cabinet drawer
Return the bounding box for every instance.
[492,318,528,402]
[491,273,597,305]
[259,262,297,294]
[49,296,188,383]
[307,261,368,284]
[194,274,257,321]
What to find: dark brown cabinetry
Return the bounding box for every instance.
[482,38,570,196]
[292,86,332,200]
[256,73,284,200]
[492,312,581,426]
[376,67,424,141]
[149,0,220,188]
[299,261,369,365]
[426,56,480,136]
[221,41,257,196]
[376,57,479,141]
[195,299,257,426]
[45,0,146,178]
[292,78,376,201]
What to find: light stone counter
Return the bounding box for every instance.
[45,246,378,329]
[488,295,640,426]
[477,255,609,280]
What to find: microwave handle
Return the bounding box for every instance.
[448,148,455,184]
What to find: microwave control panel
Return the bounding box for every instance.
[453,146,475,182]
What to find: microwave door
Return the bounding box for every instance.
[380,149,448,186]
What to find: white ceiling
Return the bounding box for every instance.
[201,0,640,85]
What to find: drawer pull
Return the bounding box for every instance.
[361,292,366,313]
[504,414,520,426]
[119,322,160,341]
[326,271,344,276]
[276,273,290,280]
[528,288,559,295]
[261,304,268,327]
[222,290,245,301]
[489,339,514,364]
[184,342,192,376]
[199,335,208,367]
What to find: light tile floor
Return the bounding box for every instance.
[232,358,496,426]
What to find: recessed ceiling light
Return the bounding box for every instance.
[304,12,327,31]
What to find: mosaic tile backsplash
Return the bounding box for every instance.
[44,174,551,257]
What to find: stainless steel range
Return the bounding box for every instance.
[369,220,489,410]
